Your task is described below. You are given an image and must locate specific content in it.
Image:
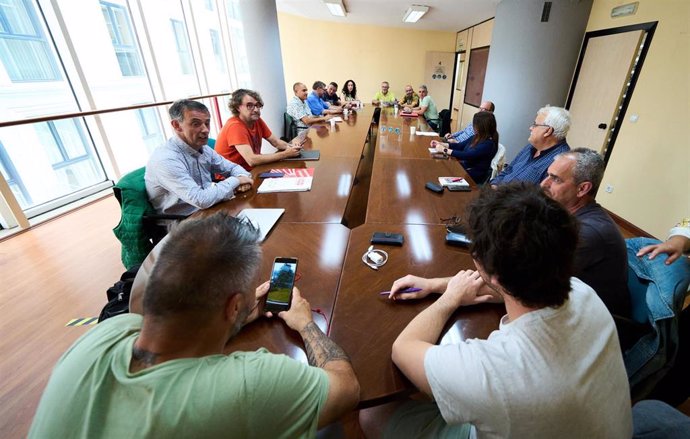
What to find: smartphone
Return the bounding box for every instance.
[264,257,298,313]
[258,172,284,178]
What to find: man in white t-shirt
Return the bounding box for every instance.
[362,182,632,439]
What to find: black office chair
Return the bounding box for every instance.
[438,109,451,137]
[282,112,298,141]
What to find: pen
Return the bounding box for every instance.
[379,287,422,295]
[451,178,464,182]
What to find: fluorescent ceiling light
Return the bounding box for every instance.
[323,0,346,17]
[403,4,429,23]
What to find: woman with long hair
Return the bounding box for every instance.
[342,79,358,101]
[432,111,499,183]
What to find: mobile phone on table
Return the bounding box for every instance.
[264,257,298,313]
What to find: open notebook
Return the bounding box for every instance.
[236,208,285,242]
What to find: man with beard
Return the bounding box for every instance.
[29,212,360,439]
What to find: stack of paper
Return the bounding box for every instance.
[257,168,314,193]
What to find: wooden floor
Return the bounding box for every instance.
[1,195,687,438]
[0,195,124,439]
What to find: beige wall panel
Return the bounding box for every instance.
[461,103,479,130]
[424,51,455,112]
[471,19,494,48]
[456,29,469,51]
[277,13,454,104]
[586,0,689,238]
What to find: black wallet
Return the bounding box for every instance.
[425,182,444,193]
[371,232,404,246]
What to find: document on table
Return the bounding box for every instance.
[257,176,313,193]
[329,116,343,122]
[438,177,470,187]
[415,131,438,136]
[236,208,284,242]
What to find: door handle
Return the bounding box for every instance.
[598,123,607,129]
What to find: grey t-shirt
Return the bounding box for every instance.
[424,278,632,439]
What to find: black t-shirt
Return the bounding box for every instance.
[574,202,631,318]
[323,91,341,106]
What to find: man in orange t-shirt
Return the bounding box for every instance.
[216,89,304,170]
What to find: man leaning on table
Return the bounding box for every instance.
[404,85,439,131]
[372,81,397,106]
[287,82,333,133]
[361,183,632,439]
[29,212,360,439]
[445,100,494,143]
[398,84,419,108]
[307,81,343,116]
[215,88,302,171]
[145,99,253,216]
[490,105,570,186]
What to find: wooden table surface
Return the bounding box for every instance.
[328,224,505,406]
[140,105,501,407]
[366,157,478,225]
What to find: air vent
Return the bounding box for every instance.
[541,1,552,22]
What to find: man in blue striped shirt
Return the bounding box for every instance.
[445,101,495,143]
[490,106,571,187]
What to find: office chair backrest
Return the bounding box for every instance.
[490,143,506,180]
[283,112,297,141]
[438,109,451,137]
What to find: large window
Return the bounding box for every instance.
[171,19,193,75]
[209,29,225,74]
[0,0,62,82]
[136,107,164,153]
[100,1,143,77]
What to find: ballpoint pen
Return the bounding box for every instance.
[379,287,422,295]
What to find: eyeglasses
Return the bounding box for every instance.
[243,103,264,111]
[530,123,551,129]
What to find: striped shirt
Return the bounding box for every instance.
[490,141,570,186]
[145,135,250,215]
[449,122,475,143]
[286,96,312,131]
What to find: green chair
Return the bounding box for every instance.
[207,138,216,150]
[282,113,298,141]
[112,167,185,269]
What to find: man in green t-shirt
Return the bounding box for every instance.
[405,84,439,131]
[29,212,360,439]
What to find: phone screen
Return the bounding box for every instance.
[265,257,298,313]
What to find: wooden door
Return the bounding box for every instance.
[567,30,643,154]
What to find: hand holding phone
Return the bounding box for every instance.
[275,287,314,332]
[264,257,298,313]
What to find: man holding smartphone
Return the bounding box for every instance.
[29,212,359,439]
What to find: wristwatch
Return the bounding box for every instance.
[444,148,449,155]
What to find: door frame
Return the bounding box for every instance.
[565,21,657,163]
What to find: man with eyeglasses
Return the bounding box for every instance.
[287,82,333,133]
[398,85,419,108]
[445,101,494,143]
[307,81,343,116]
[216,89,303,171]
[490,106,571,187]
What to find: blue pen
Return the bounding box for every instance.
[379,287,422,295]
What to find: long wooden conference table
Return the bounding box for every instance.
[134,105,505,407]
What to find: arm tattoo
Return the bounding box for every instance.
[300,322,351,368]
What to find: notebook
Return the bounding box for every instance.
[284,150,320,161]
[236,208,285,242]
